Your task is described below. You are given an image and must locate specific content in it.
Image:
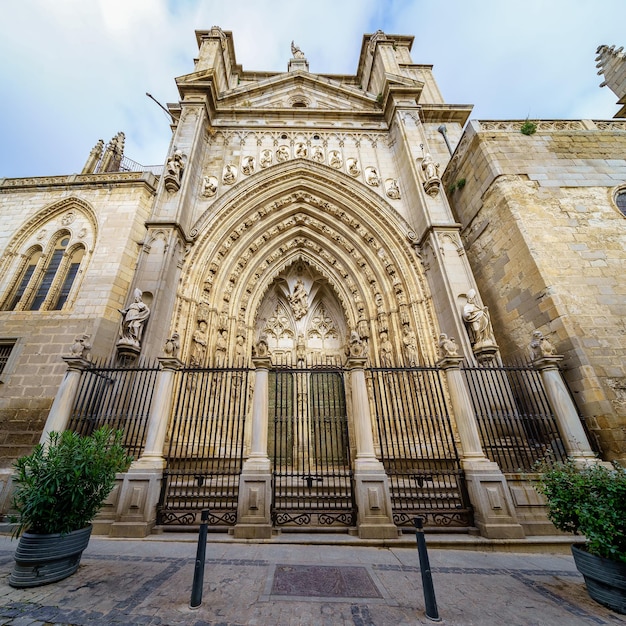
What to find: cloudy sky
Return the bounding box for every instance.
[1,0,624,179]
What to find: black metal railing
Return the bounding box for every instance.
[461,361,567,472]
[368,365,472,529]
[67,358,159,459]
[157,366,251,527]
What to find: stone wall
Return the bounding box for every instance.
[445,120,626,460]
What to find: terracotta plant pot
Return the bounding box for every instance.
[9,525,92,588]
[572,544,626,614]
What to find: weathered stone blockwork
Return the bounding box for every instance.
[445,120,626,459]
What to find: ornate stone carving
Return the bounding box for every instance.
[69,334,91,359]
[241,156,255,175]
[264,304,294,341]
[291,41,306,59]
[296,333,306,364]
[164,332,180,357]
[215,328,228,366]
[191,320,208,366]
[421,153,441,196]
[164,150,185,192]
[260,149,273,168]
[253,333,269,358]
[462,289,497,351]
[276,145,290,162]
[347,330,366,358]
[438,333,459,358]
[528,330,557,361]
[385,178,400,199]
[222,163,237,185]
[202,176,218,197]
[402,326,419,366]
[311,146,324,163]
[365,167,380,186]
[61,211,76,225]
[294,142,308,158]
[346,158,361,177]
[379,331,393,366]
[328,150,343,169]
[288,279,309,320]
[117,288,150,349]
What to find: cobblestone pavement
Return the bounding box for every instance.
[0,533,625,625]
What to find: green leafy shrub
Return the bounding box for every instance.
[12,427,133,536]
[535,459,626,563]
[520,119,537,135]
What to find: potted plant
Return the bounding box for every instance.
[9,426,132,588]
[535,458,626,614]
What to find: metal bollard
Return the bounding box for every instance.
[413,517,441,622]
[190,509,210,609]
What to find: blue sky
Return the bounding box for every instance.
[0,0,624,178]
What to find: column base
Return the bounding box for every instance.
[233,469,273,539]
[463,459,525,539]
[354,470,399,540]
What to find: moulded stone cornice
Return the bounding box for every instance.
[0,171,158,193]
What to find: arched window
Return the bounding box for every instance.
[30,235,70,310]
[616,190,626,217]
[52,246,85,310]
[6,248,42,311]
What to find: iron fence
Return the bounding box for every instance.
[461,361,568,472]
[67,359,159,458]
[368,366,472,529]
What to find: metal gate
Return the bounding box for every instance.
[368,366,473,529]
[157,366,251,527]
[270,364,356,528]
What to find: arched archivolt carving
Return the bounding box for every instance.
[174,161,440,365]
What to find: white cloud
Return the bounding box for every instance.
[0,0,624,178]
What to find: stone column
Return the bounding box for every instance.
[532,356,596,464]
[233,355,273,539]
[346,356,398,539]
[39,356,91,443]
[438,356,524,539]
[108,356,182,538]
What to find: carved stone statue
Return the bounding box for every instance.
[70,334,92,359]
[311,146,324,163]
[118,289,150,348]
[234,333,246,363]
[348,330,366,358]
[164,332,180,358]
[202,176,218,197]
[222,163,237,184]
[253,333,269,358]
[438,333,459,358]
[215,328,228,366]
[276,145,290,162]
[402,326,419,366]
[288,279,309,320]
[365,166,380,186]
[191,321,208,366]
[385,178,401,199]
[164,150,185,192]
[241,156,255,175]
[462,289,496,349]
[347,158,361,177]
[260,149,273,168]
[291,41,306,59]
[379,331,393,367]
[296,333,306,364]
[421,152,441,197]
[294,142,308,158]
[529,330,558,361]
[328,150,342,169]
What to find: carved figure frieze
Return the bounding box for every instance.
[117,288,150,349]
[276,145,290,162]
[365,166,380,186]
[222,163,238,185]
[260,149,273,168]
[241,156,255,175]
[346,158,361,177]
[385,178,401,199]
[528,330,557,361]
[202,176,218,197]
[328,150,343,169]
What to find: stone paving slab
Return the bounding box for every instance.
[0,534,624,625]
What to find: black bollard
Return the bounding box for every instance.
[190,509,210,609]
[413,517,441,622]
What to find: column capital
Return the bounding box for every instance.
[157,356,184,371]
[531,355,564,372]
[345,356,367,371]
[436,355,464,370]
[251,355,272,370]
[61,356,92,372]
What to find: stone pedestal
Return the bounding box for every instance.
[347,357,398,539]
[233,356,273,539]
[439,356,525,539]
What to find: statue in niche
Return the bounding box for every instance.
[347,158,361,177]
[296,333,306,364]
[379,331,393,367]
[202,176,218,197]
[276,145,290,162]
[402,325,419,366]
[291,41,306,59]
[222,163,237,185]
[365,166,380,186]
[234,333,246,363]
[438,333,459,359]
[328,150,342,169]
[311,146,324,163]
[118,289,150,348]
[528,330,557,361]
[191,320,208,366]
[462,289,496,349]
[421,153,440,183]
[288,279,309,320]
[166,150,185,180]
[241,156,255,175]
[260,149,273,168]
[385,178,401,199]
[215,328,228,366]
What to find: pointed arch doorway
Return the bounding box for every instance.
[258,262,357,528]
